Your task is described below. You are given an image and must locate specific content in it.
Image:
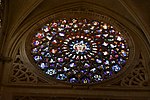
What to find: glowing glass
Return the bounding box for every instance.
[31,18,129,84]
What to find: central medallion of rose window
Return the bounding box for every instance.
[69,39,91,55]
[31,18,130,84]
[73,41,87,53]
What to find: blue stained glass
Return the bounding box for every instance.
[112,65,121,72]
[84,30,90,33]
[82,78,90,83]
[31,18,130,84]
[45,53,51,57]
[105,60,110,65]
[56,74,67,80]
[63,67,70,71]
[32,48,38,53]
[90,68,96,73]
[39,63,48,69]
[58,58,63,62]
[121,50,127,57]
[104,71,112,76]
[42,26,49,32]
[49,58,55,63]
[51,32,57,35]
[33,40,40,46]
[96,59,102,63]
[34,56,42,61]
[69,62,76,67]
[70,78,78,83]
[93,74,102,81]
[98,65,104,69]
[46,69,56,75]
[81,69,88,74]
[50,64,55,67]
[120,59,126,64]
[84,63,90,68]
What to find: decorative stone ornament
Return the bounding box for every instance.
[26,11,134,85]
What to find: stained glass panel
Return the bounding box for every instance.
[31,18,129,84]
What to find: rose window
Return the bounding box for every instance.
[31,18,129,84]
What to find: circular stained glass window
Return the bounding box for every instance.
[30,18,129,84]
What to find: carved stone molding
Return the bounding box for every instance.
[9,51,48,84]
[12,95,149,100]
[0,0,4,54]
[0,0,3,29]
[9,55,38,84]
[7,7,147,88]
[121,62,148,87]
[109,54,148,87]
[120,55,148,87]
[12,96,119,100]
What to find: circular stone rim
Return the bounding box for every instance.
[25,11,135,85]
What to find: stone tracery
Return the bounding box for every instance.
[30,17,130,84]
